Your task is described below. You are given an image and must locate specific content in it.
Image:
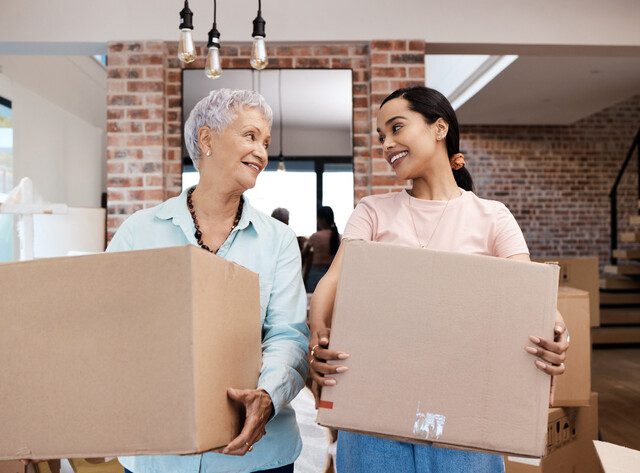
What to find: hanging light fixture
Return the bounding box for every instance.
[178,0,196,63]
[250,0,268,70]
[204,0,222,79]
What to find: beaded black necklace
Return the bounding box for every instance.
[186,187,243,254]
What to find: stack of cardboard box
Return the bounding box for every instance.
[505,283,600,472]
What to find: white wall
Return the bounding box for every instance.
[0,0,638,47]
[0,57,105,207]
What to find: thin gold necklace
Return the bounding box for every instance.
[407,189,453,249]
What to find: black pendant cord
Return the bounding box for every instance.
[186,187,243,253]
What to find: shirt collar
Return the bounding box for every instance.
[154,187,260,238]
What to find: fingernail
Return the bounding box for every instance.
[222,449,229,454]
[524,346,538,355]
[529,336,541,344]
[324,378,337,386]
[555,325,564,333]
[535,360,547,369]
[320,338,328,345]
[336,366,349,373]
[337,353,350,360]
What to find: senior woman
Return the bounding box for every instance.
[107,89,309,473]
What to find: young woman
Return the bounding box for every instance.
[303,206,340,293]
[308,87,569,473]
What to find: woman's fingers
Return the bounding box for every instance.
[312,359,348,375]
[524,344,566,365]
[526,333,568,376]
[310,366,337,386]
[313,346,349,362]
[534,358,566,376]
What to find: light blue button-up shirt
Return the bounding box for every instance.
[106,188,310,473]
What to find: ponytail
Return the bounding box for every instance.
[453,167,474,192]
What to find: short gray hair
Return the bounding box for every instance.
[184,88,273,170]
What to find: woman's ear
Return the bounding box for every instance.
[197,126,214,157]
[434,119,449,141]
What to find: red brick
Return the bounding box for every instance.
[108,95,142,106]
[294,57,331,68]
[126,109,150,119]
[312,45,349,56]
[371,53,389,65]
[127,81,164,93]
[372,67,407,78]
[409,40,426,52]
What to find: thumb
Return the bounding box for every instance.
[227,387,246,402]
[317,328,331,346]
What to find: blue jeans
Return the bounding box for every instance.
[124,465,293,473]
[337,431,505,473]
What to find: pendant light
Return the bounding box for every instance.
[250,0,268,70]
[177,0,196,63]
[204,0,222,79]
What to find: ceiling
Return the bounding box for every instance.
[444,55,640,125]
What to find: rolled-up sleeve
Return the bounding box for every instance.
[257,230,310,417]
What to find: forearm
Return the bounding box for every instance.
[309,274,338,337]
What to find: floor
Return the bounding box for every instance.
[591,347,640,450]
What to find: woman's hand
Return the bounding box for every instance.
[216,388,273,456]
[309,327,350,407]
[525,309,569,404]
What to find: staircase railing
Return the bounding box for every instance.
[609,127,640,265]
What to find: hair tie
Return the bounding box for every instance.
[450,153,465,171]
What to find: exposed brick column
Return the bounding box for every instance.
[106,41,167,240]
[369,40,426,195]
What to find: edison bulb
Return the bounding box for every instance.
[178,28,196,63]
[250,36,268,70]
[204,47,222,79]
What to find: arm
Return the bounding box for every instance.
[508,253,568,405]
[222,230,309,455]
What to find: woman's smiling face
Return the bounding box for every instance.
[376,97,443,180]
[202,106,271,191]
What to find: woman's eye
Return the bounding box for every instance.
[246,132,255,140]
[264,142,270,149]
[378,135,385,144]
[392,124,402,133]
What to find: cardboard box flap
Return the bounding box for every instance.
[594,441,640,472]
[318,240,558,457]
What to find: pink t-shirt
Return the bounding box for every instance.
[343,189,529,258]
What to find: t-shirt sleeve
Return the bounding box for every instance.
[342,199,376,242]
[492,204,529,258]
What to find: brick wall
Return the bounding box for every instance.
[106,39,425,239]
[461,94,640,268]
[106,41,639,269]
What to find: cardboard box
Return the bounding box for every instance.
[594,440,640,472]
[535,257,600,327]
[505,393,599,473]
[317,240,559,457]
[552,287,591,407]
[0,246,261,460]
